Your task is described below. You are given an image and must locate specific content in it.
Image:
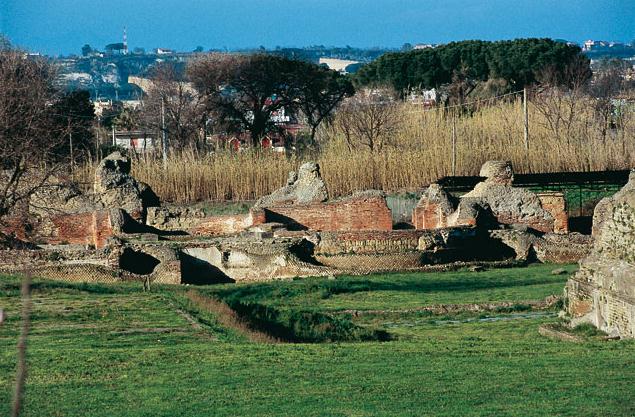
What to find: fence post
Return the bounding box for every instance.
[523,87,529,150]
[161,96,168,169]
[451,112,457,176]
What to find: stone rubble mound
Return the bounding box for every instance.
[254,161,328,208]
[414,160,559,233]
[93,152,160,218]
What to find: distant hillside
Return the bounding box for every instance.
[55,46,393,100]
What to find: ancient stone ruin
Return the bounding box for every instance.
[413,161,568,233]
[254,162,329,208]
[5,151,160,249]
[0,156,595,285]
[566,171,635,338]
[410,161,586,263]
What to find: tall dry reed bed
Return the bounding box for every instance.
[78,97,635,203]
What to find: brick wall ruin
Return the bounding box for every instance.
[412,161,568,234]
[566,171,635,338]
[537,193,569,234]
[147,207,267,236]
[264,192,393,232]
[0,157,598,286]
[2,152,159,249]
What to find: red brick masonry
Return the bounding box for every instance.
[264,195,393,231]
[4,210,115,249]
[537,192,569,234]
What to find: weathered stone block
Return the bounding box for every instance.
[566,171,635,338]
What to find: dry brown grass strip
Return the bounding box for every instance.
[185,290,280,344]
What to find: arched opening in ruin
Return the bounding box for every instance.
[119,248,161,275]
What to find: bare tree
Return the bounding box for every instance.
[293,64,354,144]
[0,43,71,232]
[140,62,205,152]
[0,39,67,417]
[532,57,592,142]
[589,65,626,139]
[335,87,401,152]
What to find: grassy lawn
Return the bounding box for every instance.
[205,263,579,311]
[1,266,634,417]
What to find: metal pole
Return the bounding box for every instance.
[451,112,457,176]
[523,87,529,150]
[161,96,168,169]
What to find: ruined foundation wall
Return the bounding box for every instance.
[314,228,494,271]
[3,210,116,249]
[412,162,568,234]
[315,230,429,270]
[537,193,568,234]
[566,172,635,338]
[265,195,393,232]
[146,207,266,236]
[192,210,266,236]
[412,202,449,230]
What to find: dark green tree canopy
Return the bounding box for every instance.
[188,53,353,144]
[355,39,591,93]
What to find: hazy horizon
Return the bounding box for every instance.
[1,0,634,56]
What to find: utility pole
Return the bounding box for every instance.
[161,96,168,169]
[69,131,74,180]
[523,87,529,150]
[95,117,100,160]
[451,112,457,176]
[67,118,74,180]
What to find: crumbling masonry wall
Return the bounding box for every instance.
[147,207,267,236]
[566,171,635,338]
[2,152,159,249]
[413,161,568,234]
[264,192,393,232]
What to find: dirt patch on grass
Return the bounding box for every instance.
[539,322,611,343]
[538,324,583,342]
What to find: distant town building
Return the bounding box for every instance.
[318,58,360,73]
[583,40,626,51]
[155,48,175,55]
[105,43,127,56]
[113,130,156,153]
[414,44,436,50]
[407,88,437,107]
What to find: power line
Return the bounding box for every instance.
[400,89,525,115]
[47,89,527,120]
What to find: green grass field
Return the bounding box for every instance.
[1,265,634,417]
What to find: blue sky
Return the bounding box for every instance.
[1,0,634,56]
